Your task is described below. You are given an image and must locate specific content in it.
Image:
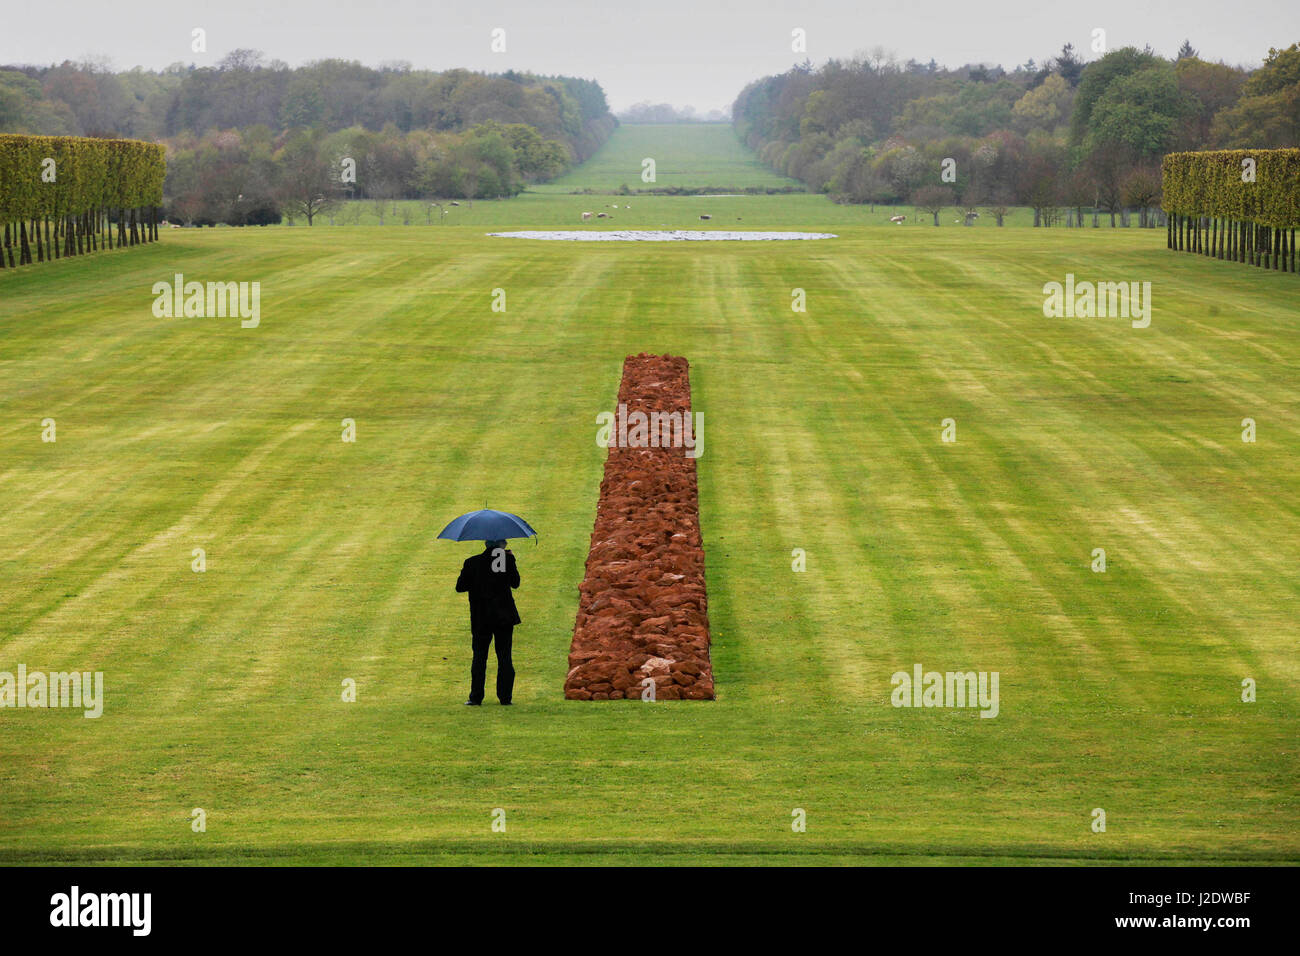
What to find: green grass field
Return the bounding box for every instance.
[1,124,1297,866]
[313,191,1050,229]
[537,122,802,192]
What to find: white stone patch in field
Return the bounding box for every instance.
[487,230,837,241]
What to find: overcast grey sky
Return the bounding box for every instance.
[5,1,1299,114]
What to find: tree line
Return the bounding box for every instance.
[0,53,617,226]
[166,119,581,226]
[733,42,1300,224]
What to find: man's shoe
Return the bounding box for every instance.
[464,700,481,706]
[499,701,512,706]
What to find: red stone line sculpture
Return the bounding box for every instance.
[565,353,714,700]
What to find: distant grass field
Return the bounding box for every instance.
[536,122,802,192]
[310,192,1052,229]
[1,125,1297,866]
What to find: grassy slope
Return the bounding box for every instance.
[0,127,1297,866]
[537,122,802,192]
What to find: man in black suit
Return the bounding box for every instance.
[456,539,521,705]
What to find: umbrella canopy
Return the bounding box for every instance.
[437,508,537,542]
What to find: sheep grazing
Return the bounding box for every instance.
[449,201,460,206]
[700,214,712,220]
[581,211,593,221]
[597,212,607,218]
[889,215,906,224]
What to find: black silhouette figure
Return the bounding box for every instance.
[456,539,520,705]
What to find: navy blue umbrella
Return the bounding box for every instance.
[437,508,537,542]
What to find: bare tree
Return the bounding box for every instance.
[276,133,341,226]
[912,185,953,226]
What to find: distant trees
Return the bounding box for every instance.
[158,113,580,225]
[617,103,729,123]
[1082,60,1195,165]
[0,58,618,223]
[912,184,952,225]
[1176,58,1247,146]
[1011,74,1071,133]
[1121,168,1162,227]
[276,130,340,225]
[735,40,1296,227]
[1054,44,1086,87]
[1211,43,1300,147]
[1069,47,1165,146]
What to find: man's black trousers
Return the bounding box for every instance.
[469,621,514,704]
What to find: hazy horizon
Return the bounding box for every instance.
[5,0,1299,115]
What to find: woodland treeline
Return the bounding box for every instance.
[734,41,1300,224]
[0,52,616,224]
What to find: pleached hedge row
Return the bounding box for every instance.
[1162,149,1300,274]
[0,134,166,269]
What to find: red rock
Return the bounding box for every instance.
[563,354,714,701]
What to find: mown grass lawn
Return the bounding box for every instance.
[537,121,802,192]
[312,190,1053,229]
[1,132,1297,865]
